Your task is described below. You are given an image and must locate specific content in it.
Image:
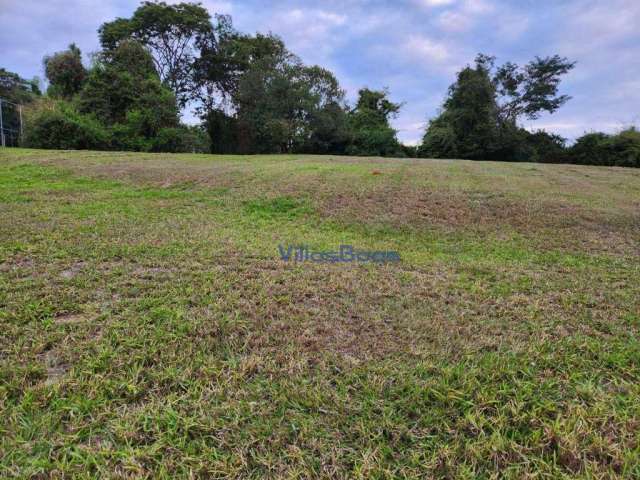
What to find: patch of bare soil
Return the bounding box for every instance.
[38,350,68,386]
[54,313,91,325]
[60,261,86,280]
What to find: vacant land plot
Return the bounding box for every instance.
[1,149,639,478]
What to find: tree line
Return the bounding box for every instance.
[1,1,638,167]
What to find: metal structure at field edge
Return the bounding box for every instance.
[0,97,24,147]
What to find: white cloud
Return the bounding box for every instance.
[256,8,349,66]
[437,10,473,31]
[570,1,639,42]
[199,1,234,14]
[316,10,347,26]
[281,8,347,27]
[463,0,493,14]
[607,80,640,102]
[434,0,496,33]
[419,0,457,7]
[556,0,640,58]
[404,35,450,63]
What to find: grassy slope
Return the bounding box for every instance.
[1,148,639,478]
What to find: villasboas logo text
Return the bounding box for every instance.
[278,244,401,263]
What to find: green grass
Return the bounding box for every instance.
[1,148,639,478]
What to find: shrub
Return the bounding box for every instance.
[108,122,153,152]
[22,99,110,150]
[418,117,459,159]
[346,126,404,157]
[401,144,419,158]
[609,128,640,167]
[567,128,640,167]
[151,126,211,153]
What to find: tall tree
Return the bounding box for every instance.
[78,40,178,148]
[347,88,403,157]
[99,1,213,107]
[422,64,499,159]
[234,56,346,154]
[200,33,296,153]
[477,53,576,124]
[301,66,350,154]
[198,31,349,154]
[43,43,86,98]
[192,22,293,118]
[420,53,575,160]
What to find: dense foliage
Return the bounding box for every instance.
[79,40,179,151]
[16,38,207,153]
[419,55,577,162]
[564,128,640,167]
[346,88,403,157]
[99,1,212,108]
[43,44,87,99]
[2,0,638,166]
[22,100,110,150]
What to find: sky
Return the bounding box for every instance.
[1,0,638,145]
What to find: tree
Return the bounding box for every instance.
[294,65,349,154]
[610,128,640,168]
[195,30,293,116]
[419,115,458,158]
[199,31,349,154]
[420,53,575,161]
[204,109,239,153]
[420,64,499,159]
[0,68,41,104]
[191,15,252,114]
[477,53,576,124]
[99,1,213,107]
[524,130,567,163]
[234,58,344,153]
[347,88,403,157]
[78,40,178,150]
[304,100,351,154]
[43,43,87,98]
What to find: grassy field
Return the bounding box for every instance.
[1,148,639,478]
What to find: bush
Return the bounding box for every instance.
[346,126,404,157]
[567,128,640,167]
[151,126,211,153]
[418,117,458,158]
[525,130,567,163]
[401,144,419,158]
[22,100,110,150]
[108,122,153,152]
[608,128,640,167]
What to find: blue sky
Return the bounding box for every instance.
[1,0,638,144]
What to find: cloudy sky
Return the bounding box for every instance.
[1,0,638,144]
